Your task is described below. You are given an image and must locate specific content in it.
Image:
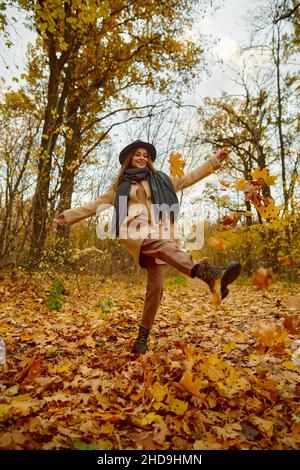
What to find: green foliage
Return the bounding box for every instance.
[72,440,99,450]
[167,275,187,286]
[47,278,64,311]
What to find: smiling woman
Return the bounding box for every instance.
[54,140,241,354]
[131,148,149,168]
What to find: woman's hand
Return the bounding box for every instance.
[215,148,229,162]
[54,213,67,226]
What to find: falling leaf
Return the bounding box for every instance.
[219,212,240,230]
[251,167,278,186]
[283,314,300,334]
[254,322,289,353]
[169,152,185,178]
[14,357,43,383]
[219,179,231,187]
[207,237,228,250]
[255,199,283,220]
[234,178,248,190]
[252,267,273,290]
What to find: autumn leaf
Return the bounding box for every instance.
[150,382,168,402]
[140,412,164,425]
[283,314,300,334]
[234,178,248,190]
[167,395,188,416]
[179,369,206,397]
[252,417,274,437]
[251,167,278,186]
[207,236,228,250]
[252,267,273,290]
[219,179,231,187]
[219,212,240,230]
[223,341,237,353]
[254,322,289,353]
[255,199,283,220]
[169,152,185,178]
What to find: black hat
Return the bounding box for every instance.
[119,140,156,164]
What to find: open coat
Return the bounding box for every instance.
[63,155,222,267]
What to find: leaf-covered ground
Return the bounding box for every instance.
[0,269,299,450]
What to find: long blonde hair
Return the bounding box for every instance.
[112,149,156,192]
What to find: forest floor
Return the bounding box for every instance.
[0,268,299,450]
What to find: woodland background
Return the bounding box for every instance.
[0,0,299,451]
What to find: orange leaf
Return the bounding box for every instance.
[169,152,185,177]
[207,237,228,250]
[179,370,206,397]
[283,314,300,334]
[219,212,239,230]
[252,267,273,290]
[219,179,231,187]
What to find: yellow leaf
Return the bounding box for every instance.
[292,423,300,440]
[169,152,185,178]
[234,178,248,190]
[281,360,295,370]
[252,417,274,437]
[0,404,10,417]
[167,395,188,416]
[95,392,111,410]
[251,167,277,185]
[140,412,164,425]
[57,362,72,373]
[180,370,206,397]
[150,382,168,402]
[223,341,237,353]
[255,199,283,220]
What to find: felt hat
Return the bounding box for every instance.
[119,140,156,164]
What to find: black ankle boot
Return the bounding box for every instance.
[131,326,150,354]
[192,260,241,301]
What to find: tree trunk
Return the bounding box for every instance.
[29,43,69,263]
[274,23,289,212]
[55,99,81,261]
[29,45,60,262]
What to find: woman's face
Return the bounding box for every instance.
[130,147,149,168]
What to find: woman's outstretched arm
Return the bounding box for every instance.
[171,148,229,192]
[54,184,115,226]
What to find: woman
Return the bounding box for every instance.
[55,140,241,354]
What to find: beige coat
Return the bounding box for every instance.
[63,155,222,266]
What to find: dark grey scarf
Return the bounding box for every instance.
[112,167,179,237]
